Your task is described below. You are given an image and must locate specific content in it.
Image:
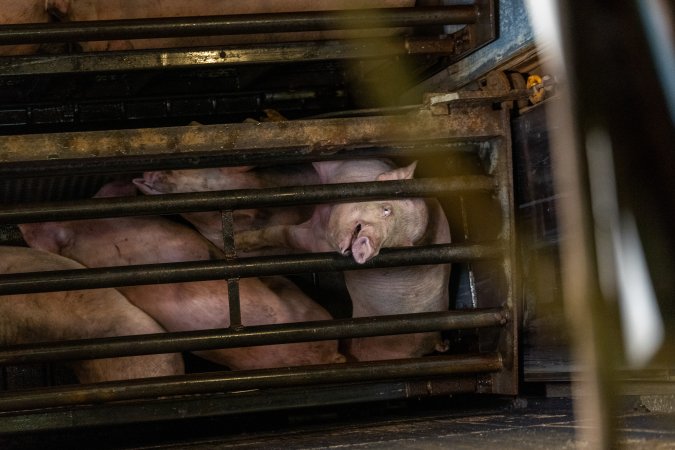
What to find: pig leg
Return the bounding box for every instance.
[235,204,332,253]
[345,333,448,361]
[235,224,295,252]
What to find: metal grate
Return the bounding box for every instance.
[0,95,518,431]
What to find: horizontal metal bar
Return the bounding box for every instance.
[0,242,503,295]
[0,7,477,45]
[0,142,478,179]
[0,38,454,76]
[0,108,504,164]
[0,177,494,224]
[0,353,501,412]
[0,308,508,365]
[0,378,478,433]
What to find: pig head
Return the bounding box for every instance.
[234,159,452,360]
[323,161,429,264]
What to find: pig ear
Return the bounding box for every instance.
[376,161,417,181]
[312,161,343,182]
[18,222,73,255]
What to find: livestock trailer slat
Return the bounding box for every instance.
[0,177,495,222]
[0,243,504,295]
[0,106,505,163]
[0,308,509,365]
[0,378,480,434]
[0,353,502,412]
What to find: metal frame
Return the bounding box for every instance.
[0,96,518,432]
[0,2,496,76]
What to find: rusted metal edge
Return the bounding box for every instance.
[0,37,458,76]
[0,107,504,163]
[0,242,504,296]
[0,353,502,412]
[0,308,508,365]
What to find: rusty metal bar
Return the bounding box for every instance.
[0,378,478,433]
[0,38,456,76]
[0,7,477,45]
[0,177,495,224]
[0,308,507,365]
[0,108,504,164]
[227,278,242,329]
[0,353,502,412]
[0,243,502,296]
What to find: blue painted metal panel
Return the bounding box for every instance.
[407,0,536,97]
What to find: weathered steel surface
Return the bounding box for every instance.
[0,38,449,76]
[0,107,503,163]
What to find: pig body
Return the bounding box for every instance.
[46,0,415,52]
[236,159,451,360]
[0,246,185,383]
[19,182,345,369]
[0,1,50,55]
[133,164,320,253]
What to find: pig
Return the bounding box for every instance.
[235,159,452,361]
[0,1,50,55]
[45,0,416,52]
[19,181,345,370]
[133,163,320,253]
[0,246,185,383]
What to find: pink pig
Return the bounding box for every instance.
[0,246,185,383]
[235,159,452,361]
[19,181,345,370]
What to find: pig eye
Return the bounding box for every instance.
[382,205,392,217]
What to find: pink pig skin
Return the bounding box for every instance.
[235,159,452,361]
[133,164,319,254]
[0,2,50,55]
[0,246,185,383]
[45,1,415,51]
[19,182,345,370]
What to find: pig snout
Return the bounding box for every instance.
[335,222,380,264]
[351,235,376,264]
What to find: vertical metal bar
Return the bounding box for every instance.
[227,278,243,329]
[460,195,478,308]
[221,209,242,328]
[483,111,519,395]
[221,209,237,259]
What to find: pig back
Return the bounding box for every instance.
[0,246,184,382]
